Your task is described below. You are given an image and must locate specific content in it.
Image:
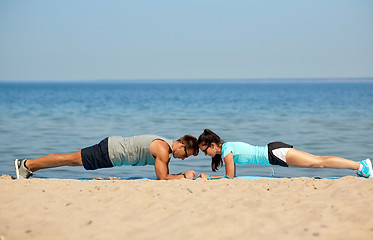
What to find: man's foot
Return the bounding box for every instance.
[14,159,33,179]
[356,159,372,178]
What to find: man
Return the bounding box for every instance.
[15,134,199,180]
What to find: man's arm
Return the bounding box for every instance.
[152,140,195,180]
[155,158,185,180]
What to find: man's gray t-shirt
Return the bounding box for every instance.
[108,135,174,166]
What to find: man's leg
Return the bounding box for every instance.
[25,150,83,172]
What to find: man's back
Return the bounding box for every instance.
[108,135,173,166]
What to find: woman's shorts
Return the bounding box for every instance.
[81,137,114,170]
[267,142,293,167]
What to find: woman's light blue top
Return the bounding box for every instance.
[221,142,270,166]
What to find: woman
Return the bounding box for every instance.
[197,129,372,179]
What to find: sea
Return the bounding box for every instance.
[1,80,372,179]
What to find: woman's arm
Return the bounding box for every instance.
[197,173,230,179]
[197,152,236,179]
[224,152,235,179]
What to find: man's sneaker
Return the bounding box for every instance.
[356,159,372,178]
[14,159,33,179]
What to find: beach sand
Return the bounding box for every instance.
[0,175,372,240]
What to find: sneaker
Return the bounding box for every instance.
[356,159,372,178]
[14,159,33,179]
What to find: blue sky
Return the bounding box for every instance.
[0,0,372,81]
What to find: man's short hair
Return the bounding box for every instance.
[177,135,199,156]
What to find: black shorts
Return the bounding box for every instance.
[81,137,114,170]
[267,142,293,167]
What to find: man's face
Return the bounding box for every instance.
[173,143,190,160]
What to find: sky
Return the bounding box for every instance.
[0,0,372,81]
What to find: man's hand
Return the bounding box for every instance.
[184,170,196,179]
[197,173,209,179]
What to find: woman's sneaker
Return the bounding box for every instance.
[14,159,33,179]
[356,159,372,178]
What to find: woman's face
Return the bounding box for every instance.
[199,142,217,157]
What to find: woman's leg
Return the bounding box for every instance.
[25,150,83,172]
[285,148,360,170]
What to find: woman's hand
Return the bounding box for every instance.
[197,173,209,179]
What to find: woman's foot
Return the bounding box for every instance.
[356,159,372,178]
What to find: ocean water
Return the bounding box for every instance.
[0,81,372,179]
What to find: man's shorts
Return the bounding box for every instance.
[81,137,114,170]
[267,142,293,167]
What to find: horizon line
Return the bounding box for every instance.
[1,77,373,83]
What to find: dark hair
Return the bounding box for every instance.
[177,135,199,156]
[197,129,224,171]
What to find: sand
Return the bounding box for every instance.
[0,175,372,240]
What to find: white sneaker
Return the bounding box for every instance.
[14,159,33,179]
